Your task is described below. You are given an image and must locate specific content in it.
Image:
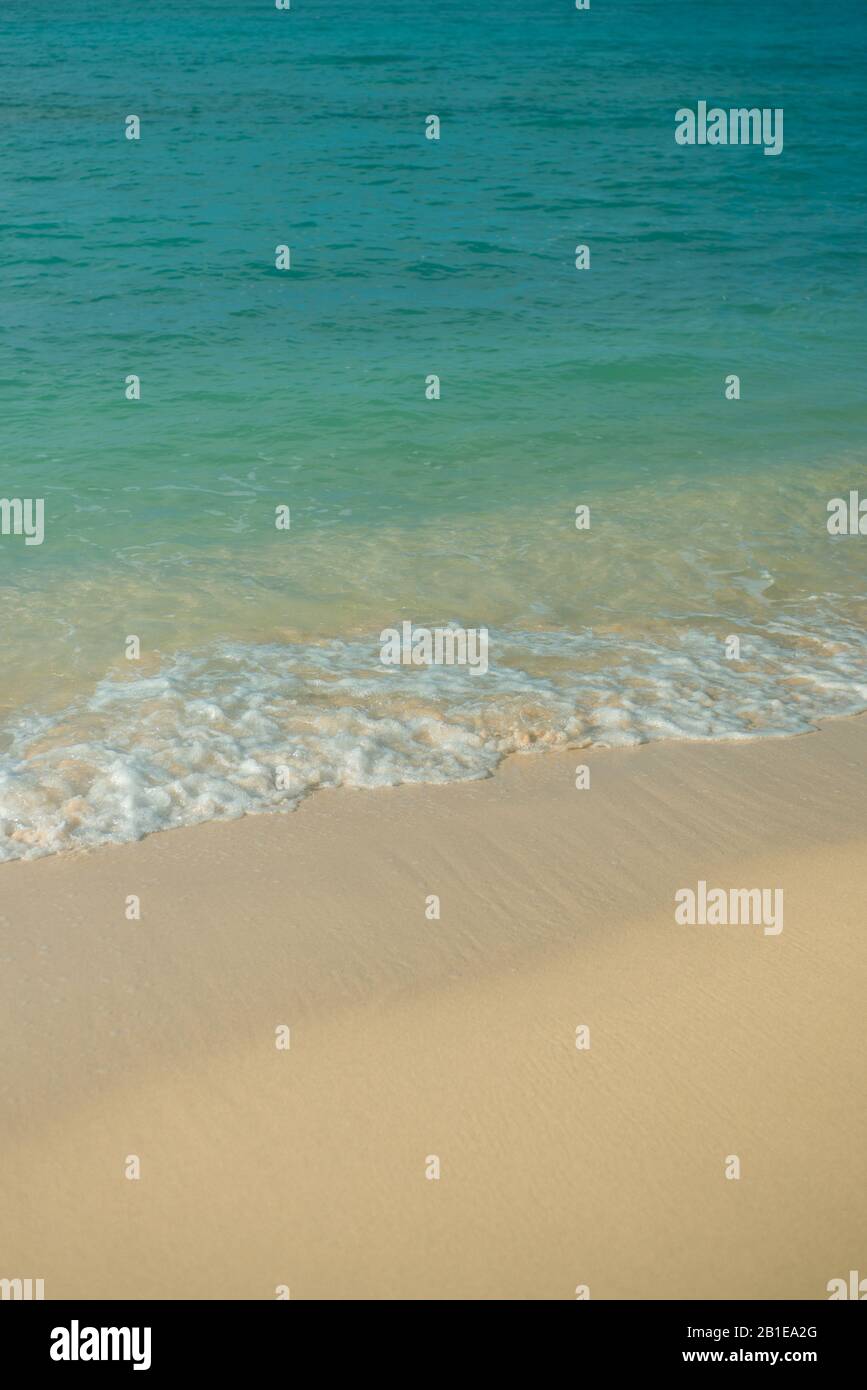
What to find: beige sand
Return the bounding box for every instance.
[1,716,865,1300]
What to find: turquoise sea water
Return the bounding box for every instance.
[1,0,866,857]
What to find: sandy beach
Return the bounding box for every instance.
[0,715,864,1300]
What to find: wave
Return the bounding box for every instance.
[1,621,866,861]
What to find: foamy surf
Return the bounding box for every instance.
[1,620,866,862]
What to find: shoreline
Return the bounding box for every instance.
[1,713,865,1297]
[4,702,867,870]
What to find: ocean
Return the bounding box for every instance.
[1,0,866,858]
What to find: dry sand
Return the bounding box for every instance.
[1,716,865,1299]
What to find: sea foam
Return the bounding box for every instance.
[1,621,866,861]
